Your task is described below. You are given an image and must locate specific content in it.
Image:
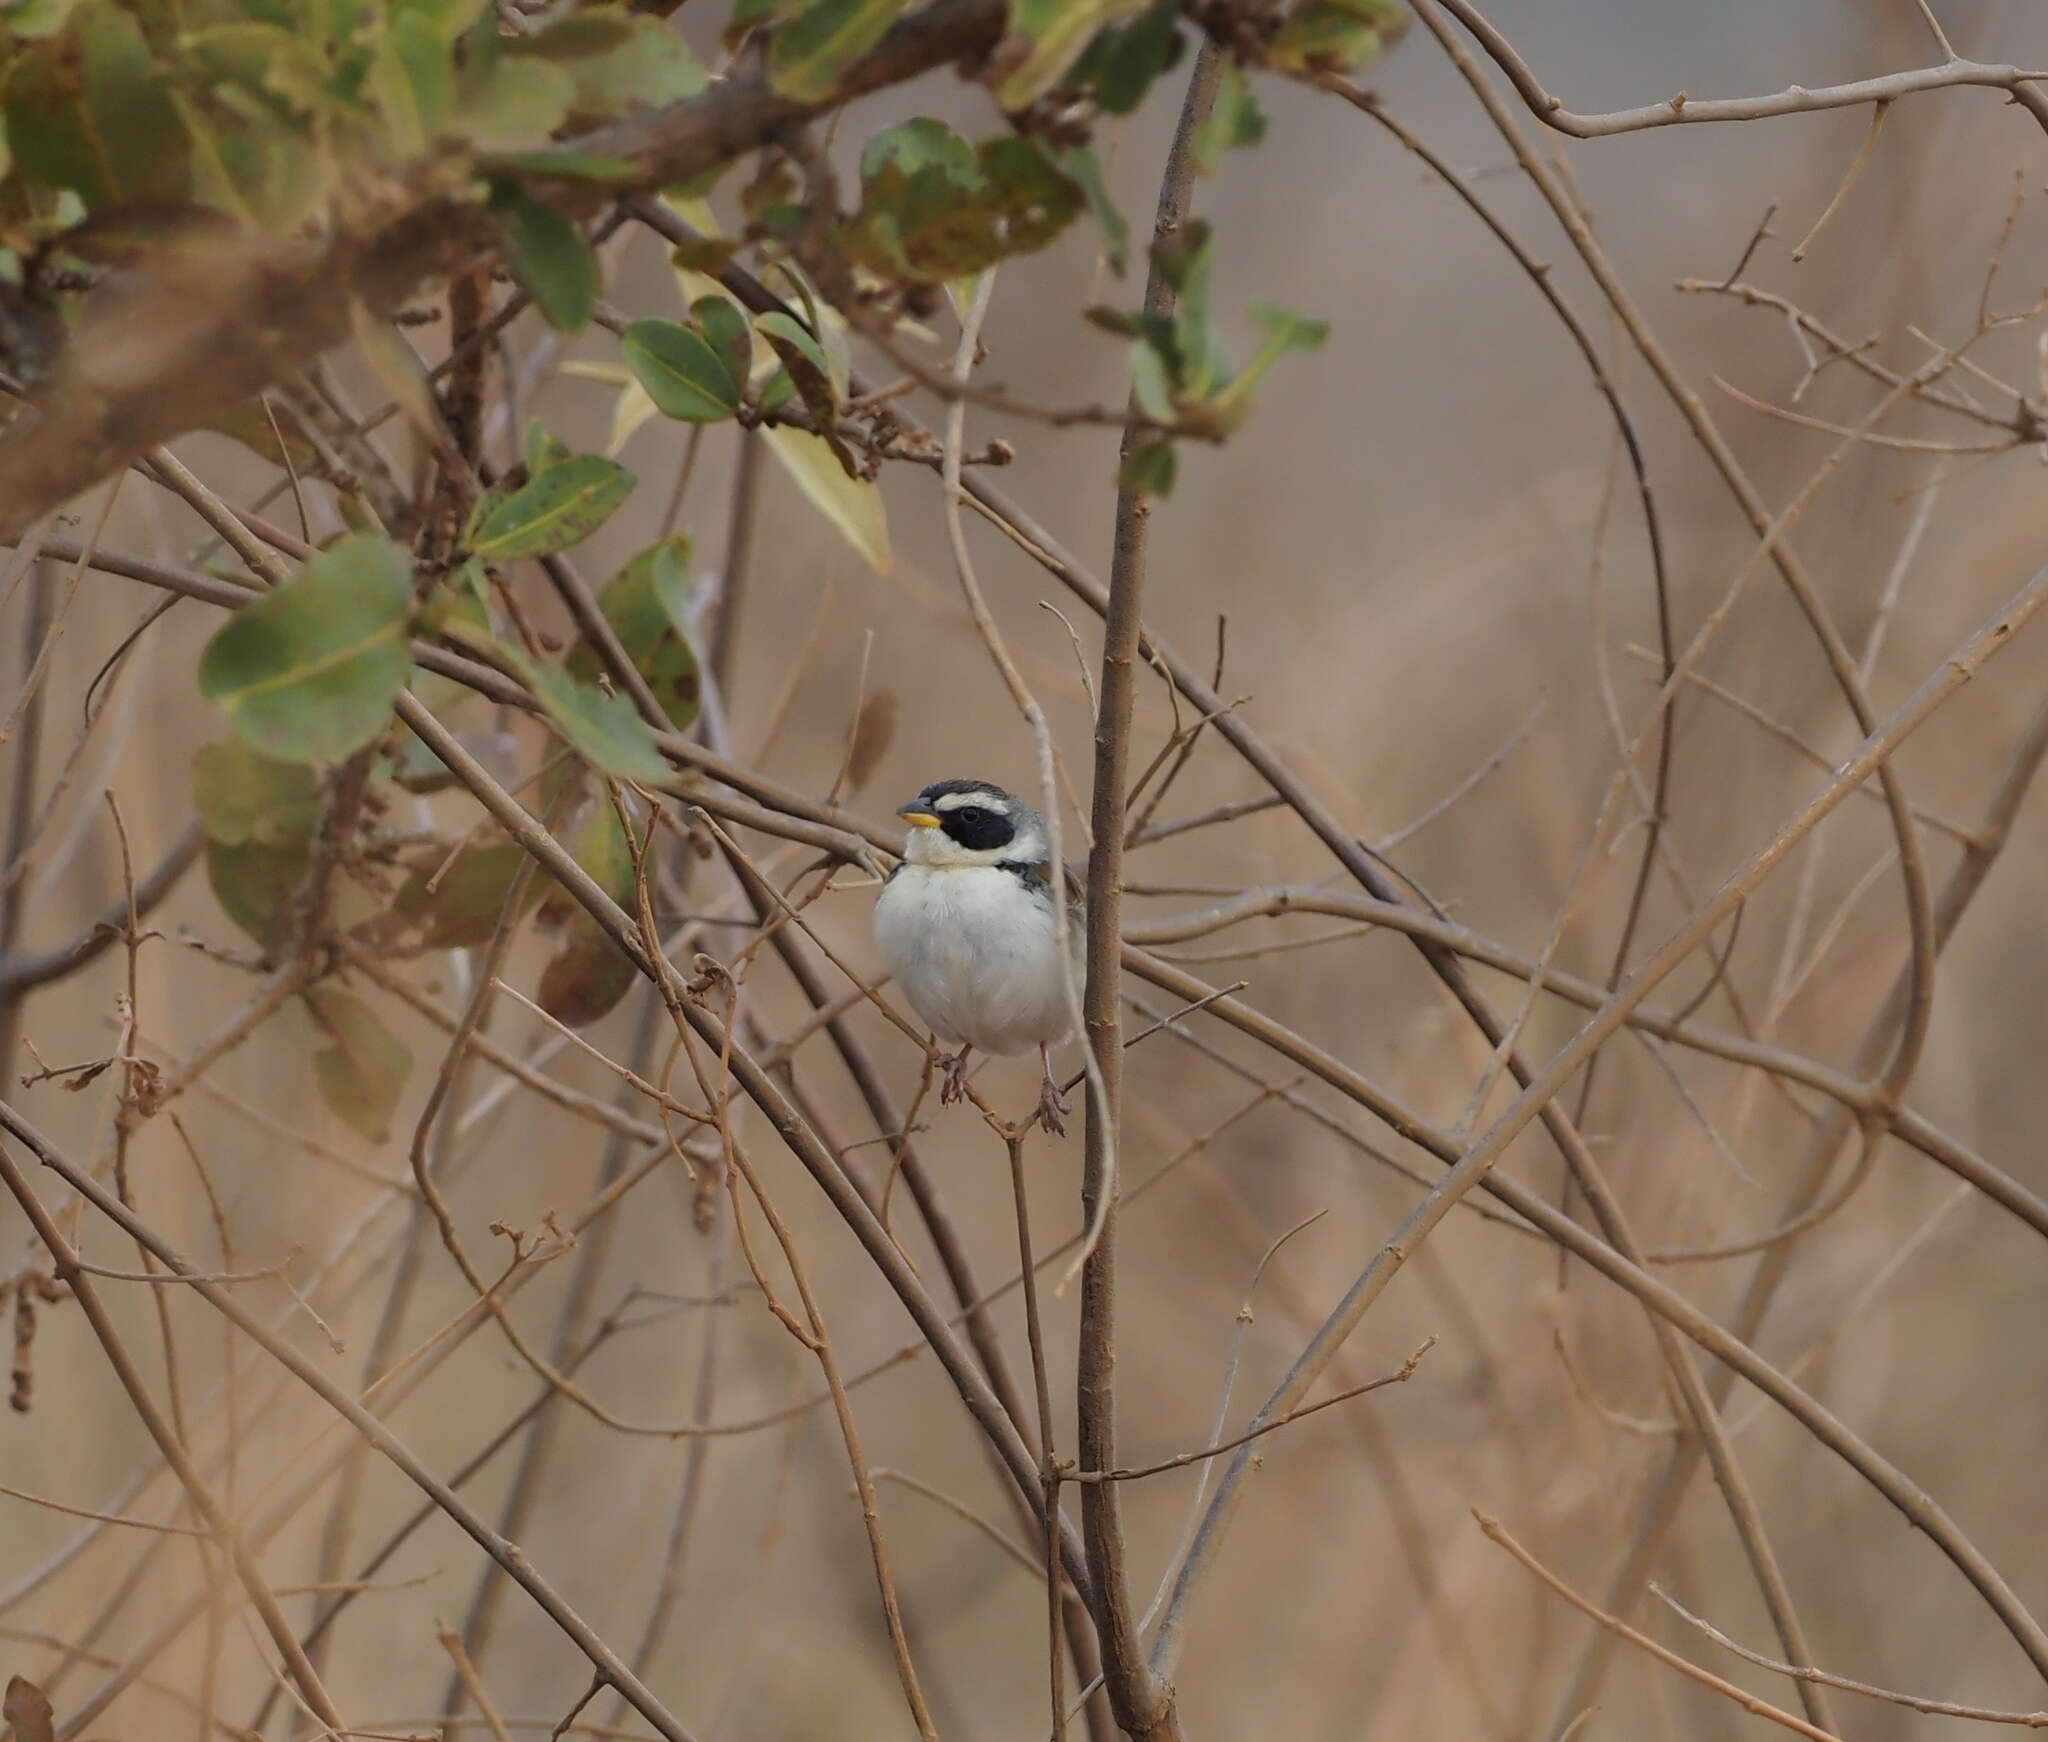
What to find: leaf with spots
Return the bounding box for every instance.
[469,455,635,560]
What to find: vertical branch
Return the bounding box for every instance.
[0,553,55,1074]
[1078,42,1220,1742]
[1007,1131,1065,1740]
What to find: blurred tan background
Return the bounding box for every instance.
[7,1,2048,1737]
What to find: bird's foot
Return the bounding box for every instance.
[939,1049,972,1105]
[1036,1071,1069,1138]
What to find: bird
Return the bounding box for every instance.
[872,777,1083,1135]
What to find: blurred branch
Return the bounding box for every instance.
[0,1099,704,1742]
[1149,557,2048,1685]
[1476,1515,1841,1742]
[1430,0,2048,137]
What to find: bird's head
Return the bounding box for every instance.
[895,778,1047,869]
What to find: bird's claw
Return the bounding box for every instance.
[939,1050,970,1105]
[1037,1074,1068,1137]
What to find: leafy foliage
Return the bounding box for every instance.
[198,534,413,763]
[193,735,322,951]
[388,838,535,949]
[1266,0,1405,76]
[468,455,636,560]
[767,0,908,100]
[842,120,1085,286]
[304,985,412,1143]
[0,0,704,262]
[535,798,640,1026]
[622,315,748,422]
[491,184,599,332]
[565,536,702,732]
[1089,222,1328,493]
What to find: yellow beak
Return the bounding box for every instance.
[897,809,941,829]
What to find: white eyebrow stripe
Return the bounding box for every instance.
[933,790,1003,810]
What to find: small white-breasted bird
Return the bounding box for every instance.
[872,777,1082,1134]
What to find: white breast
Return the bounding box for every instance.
[873,864,1079,1056]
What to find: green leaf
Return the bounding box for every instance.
[994,0,1149,109]
[544,795,636,916]
[531,791,639,1037]
[566,536,701,730]
[844,128,1083,285]
[1057,145,1127,274]
[192,740,320,848]
[392,10,458,137]
[525,419,573,477]
[768,0,906,100]
[469,455,635,559]
[763,426,890,574]
[1200,300,1329,431]
[1118,438,1176,497]
[537,915,637,1027]
[0,0,85,40]
[1160,221,1228,400]
[205,837,308,950]
[1127,337,1178,425]
[492,184,598,332]
[304,986,412,1144]
[861,116,977,184]
[456,56,576,145]
[510,652,670,783]
[390,838,534,948]
[352,300,439,441]
[1069,0,1181,114]
[198,535,413,764]
[1266,0,1405,76]
[754,310,838,426]
[510,8,707,117]
[3,3,188,211]
[692,295,754,395]
[1193,62,1267,173]
[620,317,743,422]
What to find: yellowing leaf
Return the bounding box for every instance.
[559,361,663,455]
[763,427,890,573]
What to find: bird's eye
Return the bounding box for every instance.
[954,807,985,825]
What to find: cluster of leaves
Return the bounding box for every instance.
[601,247,889,567]
[1090,221,1326,493]
[0,0,700,357]
[9,0,1405,1137]
[841,119,1092,285]
[186,434,705,1132]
